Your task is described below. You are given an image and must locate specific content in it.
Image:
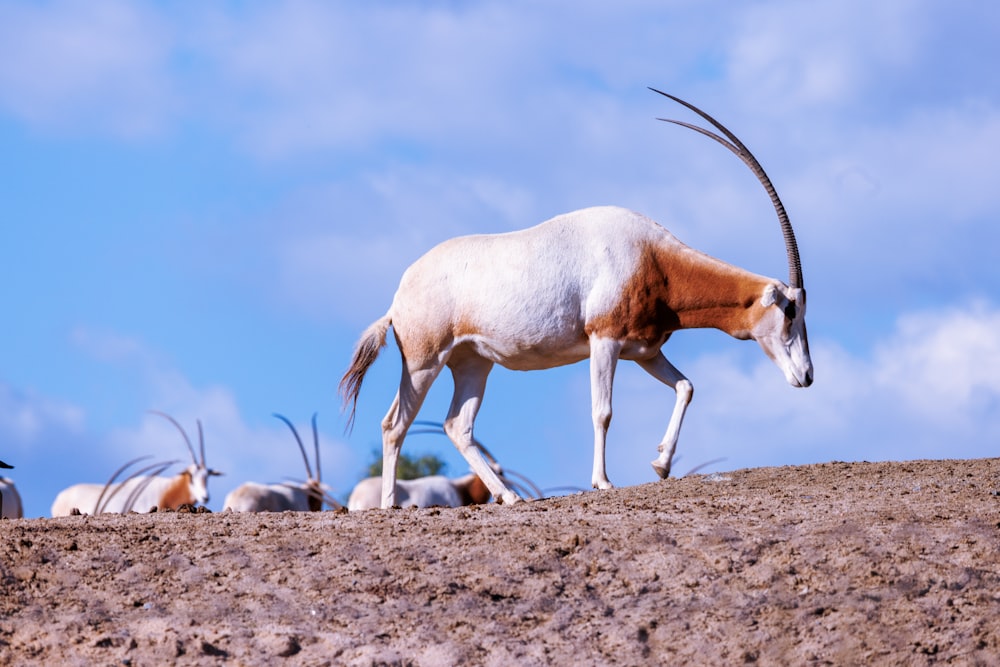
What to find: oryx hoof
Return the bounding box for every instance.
[651,460,671,479]
[497,491,523,506]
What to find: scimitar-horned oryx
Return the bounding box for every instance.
[340,90,813,509]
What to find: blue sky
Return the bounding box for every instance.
[2,1,999,517]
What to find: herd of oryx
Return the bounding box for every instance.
[2,91,812,520]
[1,410,541,519]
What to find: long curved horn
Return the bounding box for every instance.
[278,477,335,511]
[93,455,152,515]
[280,477,345,510]
[97,458,178,514]
[311,412,322,484]
[682,457,728,477]
[409,421,541,501]
[498,467,544,500]
[649,88,803,289]
[411,420,445,432]
[148,410,200,467]
[318,483,345,510]
[120,461,177,513]
[197,419,206,469]
[412,420,507,473]
[273,413,314,481]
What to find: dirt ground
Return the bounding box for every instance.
[2,457,999,666]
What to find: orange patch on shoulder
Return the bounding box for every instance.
[159,472,194,510]
[586,245,677,344]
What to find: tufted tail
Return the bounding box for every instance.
[339,314,392,432]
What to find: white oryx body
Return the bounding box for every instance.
[50,412,221,516]
[51,465,210,516]
[347,472,491,511]
[224,414,336,513]
[224,481,318,513]
[1,477,23,519]
[340,92,813,509]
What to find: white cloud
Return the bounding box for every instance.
[728,1,923,114]
[873,302,1000,425]
[0,1,176,137]
[184,2,547,158]
[0,382,85,449]
[70,326,156,365]
[0,381,91,517]
[267,164,540,327]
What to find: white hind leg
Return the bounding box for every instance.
[380,361,445,509]
[443,353,520,505]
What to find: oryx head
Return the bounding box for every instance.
[150,411,223,505]
[752,282,813,388]
[653,88,814,390]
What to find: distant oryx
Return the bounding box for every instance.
[224,413,342,512]
[51,411,222,516]
[1,460,22,519]
[347,422,542,511]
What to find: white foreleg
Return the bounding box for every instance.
[589,338,622,490]
[637,352,693,478]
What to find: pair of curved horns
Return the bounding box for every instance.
[273,412,321,483]
[93,456,179,515]
[148,410,221,475]
[650,88,803,290]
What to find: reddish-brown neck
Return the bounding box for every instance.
[664,248,770,337]
[587,243,770,342]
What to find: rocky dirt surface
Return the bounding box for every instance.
[2,458,1000,666]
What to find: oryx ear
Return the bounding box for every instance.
[209,469,224,477]
[761,284,780,307]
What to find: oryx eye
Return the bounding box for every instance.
[783,302,797,320]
